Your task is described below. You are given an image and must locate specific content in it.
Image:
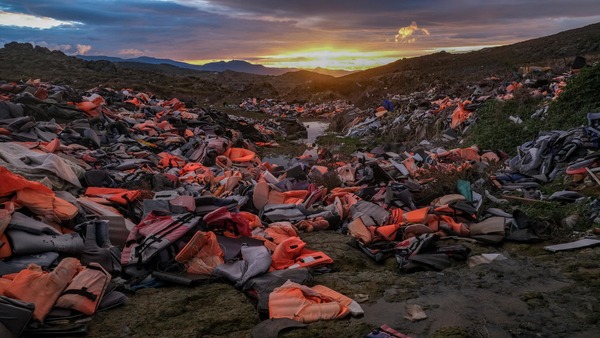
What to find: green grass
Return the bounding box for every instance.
[466,95,544,155]
[546,63,600,129]
[316,134,364,157]
[466,63,600,155]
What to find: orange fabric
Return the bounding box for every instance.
[283,190,309,204]
[295,218,329,232]
[75,101,99,113]
[439,215,470,236]
[402,157,418,176]
[175,231,224,275]
[85,187,141,205]
[268,190,285,204]
[330,187,362,194]
[389,208,404,224]
[451,102,472,129]
[0,166,78,221]
[269,281,351,323]
[264,222,298,244]
[271,237,306,270]
[312,166,328,175]
[55,263,110,315]
[347,218,372,244]
[0,277,12,294]
[42,138,61,153]
[375,224,401,241]
[180,163,205,175]
[288,251,333,269]
[4,257,82,321]
[239,211,262,229]
[403,207,430,224]
[224,148,256,163]
[158,152,186,168]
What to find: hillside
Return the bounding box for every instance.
[311,22,600,105]
[1,22,600,106]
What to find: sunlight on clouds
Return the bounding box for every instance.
[258,48,405,70]
[76,44,92,55]
[395,21,430,43]
[118,48,149,57]
[0,11,80,29]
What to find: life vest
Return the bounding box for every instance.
[403,207,430,224]
[175,231,224,275]
[84,187,141,205]
[157,152,186,168]
[203,207,252,238]
[263,222,298,244]
[224,147,257,164]
[55,263,110,315]
[269,281,361,323]
[347,217,373,244]
[121,212,201,266]
[4,257,82,322]
[286,251,333,270]
[271,237,333,270]
[0,166,78,222]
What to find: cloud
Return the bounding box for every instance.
[118,48,150,57]
[395,21,430,43]
[32,41,72,52]
[2,1,600,70]
[0,10,79,29]
[76,44,91,55]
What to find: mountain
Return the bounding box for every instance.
[197,60,296,75]
[77,55,297,76]
[77,55,356,77]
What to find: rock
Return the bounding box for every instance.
[404,303,427,322]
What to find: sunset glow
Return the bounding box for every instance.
[257,48,405,70]
[2,1,600,71]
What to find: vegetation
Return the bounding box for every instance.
[467,63,600,155]
[546,63,600,128]
[315,134,364,158]
[466,93,544,155]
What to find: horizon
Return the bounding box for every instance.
[2,1,600,71]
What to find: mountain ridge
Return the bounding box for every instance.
[77,55,356,77]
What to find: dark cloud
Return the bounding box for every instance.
[1,0,599,68]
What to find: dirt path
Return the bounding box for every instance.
[88,231,600,338]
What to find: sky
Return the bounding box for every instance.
[1,0,600,70]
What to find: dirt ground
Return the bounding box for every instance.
[88,230,600,338]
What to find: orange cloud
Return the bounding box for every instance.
[395,21,430,43]
[76,44,92,55]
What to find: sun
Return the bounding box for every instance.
[258,47,403,70]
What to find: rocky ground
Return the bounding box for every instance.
[88,230,600,338]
